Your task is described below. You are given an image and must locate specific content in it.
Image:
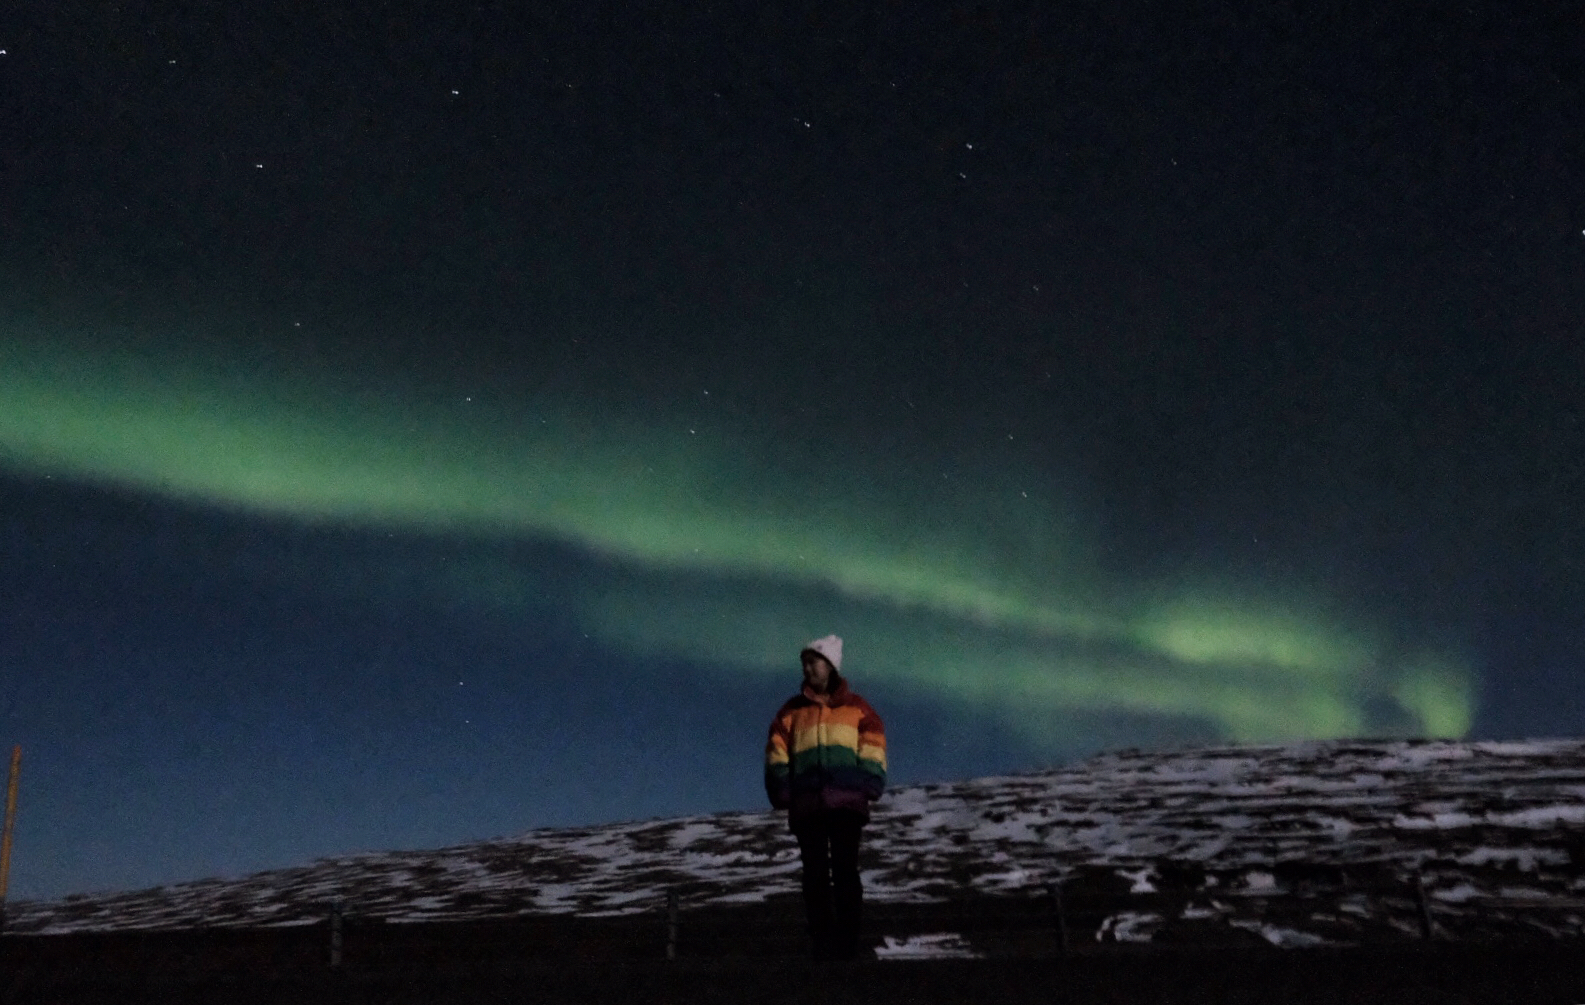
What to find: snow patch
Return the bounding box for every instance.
[1492,804,1585,828]
[875,933,979,959]
[1456,847,1570,871]
[1116,867,1157,893]
[1230,920,1330,948]
[1432,883,1481,903]
[1392,812,1478,830]
[1241,870,1278,892]
[1097,910,1161,943]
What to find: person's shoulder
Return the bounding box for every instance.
[843,690,881,714]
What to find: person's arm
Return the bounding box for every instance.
[856,699,887,800]
[764,711,792,810]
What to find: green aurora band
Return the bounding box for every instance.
[0,326,1474,746]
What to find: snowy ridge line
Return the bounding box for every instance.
[7,738,1584,941]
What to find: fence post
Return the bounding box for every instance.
[0,746,20,904]
[330,899,345,967]
[665,889,679,960]
[1048,882,1069,956]
[0,745,20,942]
[1412,874,1435,940]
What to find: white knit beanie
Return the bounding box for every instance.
[801,634,843,673]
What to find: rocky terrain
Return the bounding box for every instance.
[10,738,1585,951]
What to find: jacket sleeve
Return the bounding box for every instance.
[764,710,792,810]
[855,699,887,800]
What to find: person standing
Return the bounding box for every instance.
[764,634,887,960]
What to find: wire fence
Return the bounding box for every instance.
[3,867,1581,979]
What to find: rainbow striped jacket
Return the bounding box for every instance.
[764,675,886,825]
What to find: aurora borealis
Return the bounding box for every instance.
[0,328,1472,743]
[1,0,1580,898]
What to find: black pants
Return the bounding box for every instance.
[793,812,864,959]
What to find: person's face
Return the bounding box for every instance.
[801,652,833,693]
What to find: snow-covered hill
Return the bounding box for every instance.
[11,738,1585,948]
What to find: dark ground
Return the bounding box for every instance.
[3,944,1583,1005]
[3,898,1583,1004]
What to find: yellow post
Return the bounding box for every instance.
[0,745,20,902]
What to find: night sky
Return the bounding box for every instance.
[1,1,1581,900]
